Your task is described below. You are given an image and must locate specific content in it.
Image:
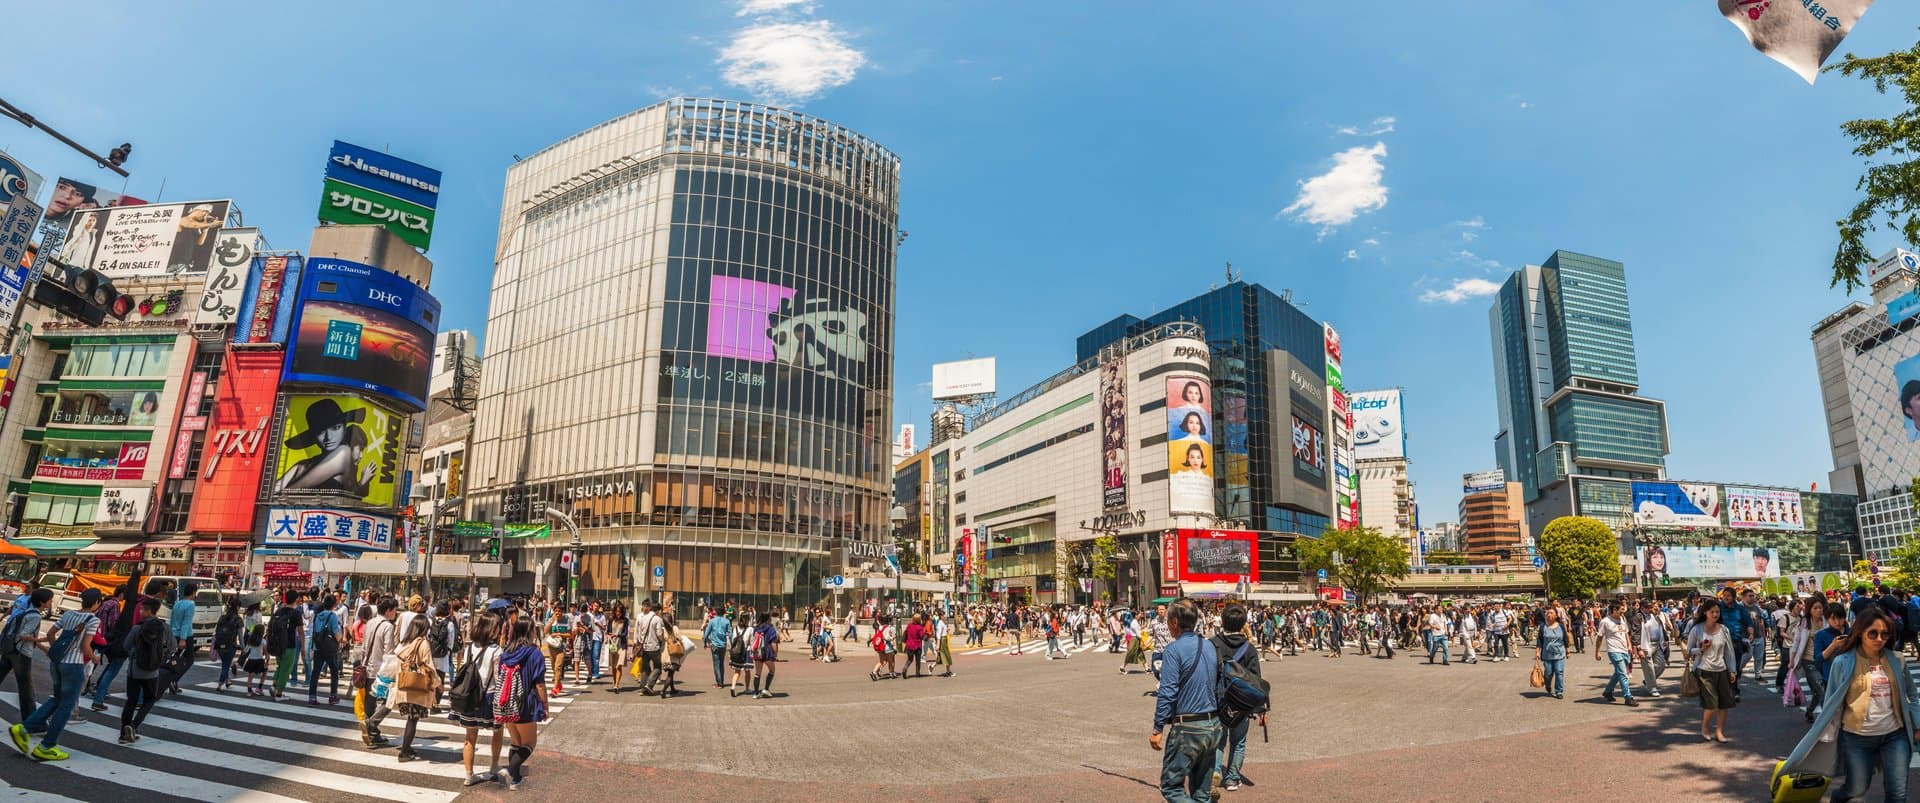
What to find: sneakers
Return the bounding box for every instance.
[1624,698,1639,707]
[397,748,422,762]
[90,702,107,712]
[1648,690,1662,698]
[1224,781,1241,791]
[8,724,27,755]
[1602,693,1615,703]
[464,773,492,787]
[119,726,137,744]
[28,744,67,762]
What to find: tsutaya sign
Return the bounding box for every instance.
[564,479,636,502]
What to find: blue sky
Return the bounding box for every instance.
[5,2,1919,523]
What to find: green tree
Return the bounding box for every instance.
[1885,539,1920,590]
[1296,525,1411,606]
[1827,41,1920,289]
[1538,516,1621,599]
[1092,535,1119,580]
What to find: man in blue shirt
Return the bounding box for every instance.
[1716,588,1749,693]
[703,611,732,688]
[1150,599,1219,803]
[164,582,197,695]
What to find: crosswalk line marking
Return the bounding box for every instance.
[7,741,310,803]
[80,707,470,782]
[64,712,461,801]
[185,681,567,734]
[145,689,475,741]
[0,776,90,803]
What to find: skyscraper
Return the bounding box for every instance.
[1489,250,1669,525]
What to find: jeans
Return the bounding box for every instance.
[21,661,83,748]
[120,676,161,730]
[711,646,727,686]
[1838,728,1912,802]
[89,656,124,708]
[587,640,603,680]
[308,652,341,700]
[1214,717,1251,785]
[1800,659,1826,717]
[1638,650,1666,695]
[1540,657,1565,695]
[1426,633,1449,664]
[638,648,663,692]
[1603,652,1634,700]
[0,652,36,720]
[1158,718,1223,803]
[1490,632,1510,659]
[1748,638,1766,680]
[215,646,237,686]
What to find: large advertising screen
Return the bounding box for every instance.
[1350,389,1405,461]
[1100,353,1128,510]
[1177,529,1258,582]
[188,349,285,533]
[62,200,231,279]
[1638,545,1781,581]
[273,395,404,509]
[1896,353,1920,441]
[1726,486,1805,530]
[1290,414,1324,479]
[284,258,439,411]
[1167,376,1215,514]
[1631,481,1723,528]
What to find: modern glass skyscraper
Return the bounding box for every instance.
[1489,250,1668,516]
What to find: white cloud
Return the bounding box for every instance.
[1519,101,1531,109]
[1449,249,1501,270]
[1343,250,1359,261]
[1453,215,1488,241]
[1280,142,1389,234]
[1362,237,1381,247]
[1420,277,1502,304]
[719,21,866,105]
[736,0,814,16]
[1336,116,1396,136]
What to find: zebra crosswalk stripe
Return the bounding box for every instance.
[0,739,310,803]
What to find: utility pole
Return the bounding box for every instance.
[0,98,131,177]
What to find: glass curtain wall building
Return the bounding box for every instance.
[468,99,899,617]
[1077,282,1331,534]
[1490,250,1669,522]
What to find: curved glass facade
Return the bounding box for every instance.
[469,99,898,615]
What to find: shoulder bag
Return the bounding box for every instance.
[396,643,434,693]
[1679,668,1701,697]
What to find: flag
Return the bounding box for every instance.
[1718,0,1876,84]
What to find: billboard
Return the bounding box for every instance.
[1871,248,1920,286]
[1325,323,1357,528]
[1100,352,1128,510]
[318,179,434,250]
[1167,376,1215,514]
[95,486,152,533]
[194,227,256,326]
[0,149,44,221]
[1896,353,1920,441]
[284,258,439,411]
[1463,469,1507,494]
[1350,389,1405,461]
[1290,414,1324,479]
[63,200,231,278]
[932,357,997,400]
[188,349,284,533]
[32,177,147,284]
[266,506,396,552]
[1176,529,1257,582]
[273,394,405,508]
[1726,486,1805,531]
[326,141,442,209]
[1638,545,1781,581]
[236,255,300,345]
[1631,481,1723,528]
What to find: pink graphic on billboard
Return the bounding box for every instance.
[706,276,796,362]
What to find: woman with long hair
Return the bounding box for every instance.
[495,619,549,791]
[1786,595,1824,722]
[726,613,754,696]
[389,615,441,763]
[1534,606,1567,699]
[1784,607,1920,800]
[450,611,504,786]
[1685,601,1739,742]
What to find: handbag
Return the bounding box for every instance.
[544,634,563,650]
[1782,667,1803,707]
[352,664,371,690]
[397,654,433,694]
[1529,661,1545,689]
[1680,669,1701,697]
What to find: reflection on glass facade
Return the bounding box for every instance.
[1076,283,1327,533]
[470,98,898,615]
[1547,393,1668,467]
[1540,251,1639,389]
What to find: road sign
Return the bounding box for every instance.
[652,565,666,578]
[832,575,845,587]
[559,550,575,573]
[651,563,665,589]
[1533,556,1545,569]
[1316,569,1328,581]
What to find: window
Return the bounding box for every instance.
[65,343,174,378]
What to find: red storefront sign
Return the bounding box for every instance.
[1173,529,1260,584]
[186,348,284,533]
[249,257,287,343]
[262,561,300,577]
[1162,533,1178,584]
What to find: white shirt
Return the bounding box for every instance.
[1598,616,1632,655]
[1861,662,1902,736]
[1426,613,1445,634]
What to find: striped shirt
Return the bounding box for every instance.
[52,611,99,664]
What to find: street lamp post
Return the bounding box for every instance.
[411,487,461,599]
[545,507,582,605]
[890,505,908,619]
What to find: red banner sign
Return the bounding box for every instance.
[186,348,284,533]
[1173,529,1259,584]
[248,257,287,343]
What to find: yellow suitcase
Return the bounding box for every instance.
[1770,759,1829,803]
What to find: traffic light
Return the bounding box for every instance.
[486,537,501,560]
[31,262,129,326]
[992,534,1012,544]
[107,142,132,168]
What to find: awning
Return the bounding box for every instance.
[188,538,250,549]
[13,538,95,556]
[1151,596,1177,604]
[1247,591,1317,602]
[0,541,31,557]
[76,540,144,558]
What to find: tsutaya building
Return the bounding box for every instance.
[939,281,1348,607]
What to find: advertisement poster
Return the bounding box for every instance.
[273,395,404,508]
[1350,389,1405,461]
[1463,469,1506,494]
[95,486,152,533]
[194,227,256,326]
[318,180,434,250]
[1718,0,1875,84]
[1099,352,1128,510]
[1324,323,1356,528]
[33,177,146,284]
[284,258,440,411]
[1631,481,1723,528]
[1896,353,1920,441]
[188,349,284,533]
[1166,376,1215,514]
[265,506,396,551]
[1290,414,1324,478]
[1177,529,1257,583]
[72,200,230,278]
[1638,545,1781,581]
[1726,487,1805,531]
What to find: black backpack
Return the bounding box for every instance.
[266,608,298,654]
[213,613,242,650]
[427,617,451,658]
[447,647,487,715]
[131,620,168,672]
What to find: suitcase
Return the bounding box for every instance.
[1770,759,1830,803]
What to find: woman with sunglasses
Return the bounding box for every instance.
[1784,608,1920,801]
[1684,601,1739,742]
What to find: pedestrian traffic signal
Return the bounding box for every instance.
[486,537,500,560]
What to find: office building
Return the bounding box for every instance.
[1458,481,1526,559]
[465,99,901,615]
[1813,248,1920,559]
[1489,250,1671,524]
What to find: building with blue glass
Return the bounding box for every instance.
[1489,250,1670,529]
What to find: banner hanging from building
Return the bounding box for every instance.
[188,349,284,533]
[65,200,230,278]
[1630,481,1723,528]
[1325,323,1357,528]
[266,506,396,551]
[1719,0,1875,84]
[1638,545,1780,581]
[1166,375,1215,514]
[1725,486,1805,530]
[1099,351,1128,510]
[94,485,152,534]
[1350,388,1405,461]
[194,227,256,326]
[273,394,404,508]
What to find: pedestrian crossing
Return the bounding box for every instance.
[961,638,1113,657]
[0,663,575,802]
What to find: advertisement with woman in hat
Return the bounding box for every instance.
[273,396,397,503]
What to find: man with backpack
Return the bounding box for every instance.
[1150,599,1220,803]
[267,590,306,699]
[116,596,172,744]
[8,588,101,762]
[89,576,154,712]
[0,588,52,722]
[1210,605,1269,793]
[309,595,345,706]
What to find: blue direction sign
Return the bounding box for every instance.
[832,575,845,587]
[1316,569,1328,581]
[652,565,666,578]
[1533,557,1545,569]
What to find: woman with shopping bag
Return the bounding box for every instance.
[389,615,443,763]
